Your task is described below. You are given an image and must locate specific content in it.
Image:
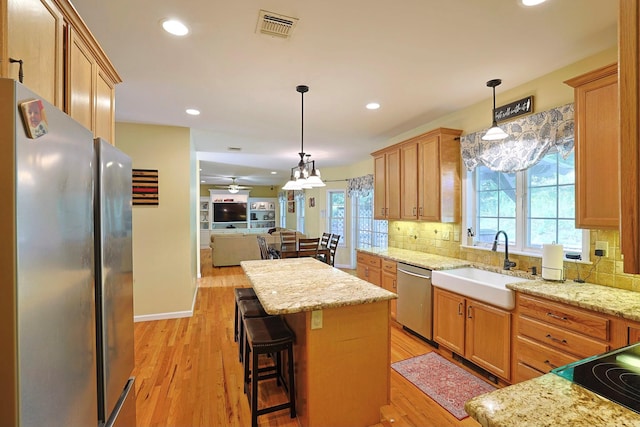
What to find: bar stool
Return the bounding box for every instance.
[237,298,270,363]
[234,288,257,343]
[243,316,296,427]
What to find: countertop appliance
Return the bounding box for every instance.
[396,263,433,341]
[0,79,135,427]
[553,342,640,414]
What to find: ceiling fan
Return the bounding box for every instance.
[212,177,253,194]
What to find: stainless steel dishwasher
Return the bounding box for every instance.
[396,263,433,341]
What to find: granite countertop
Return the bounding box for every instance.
[465,373,640,427]
[507,280,640,323]
[240,258,396,315]
[357,246,471,270]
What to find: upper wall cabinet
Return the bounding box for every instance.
[375,128,462,223]
[564,63,619,230]
[619,0,640,274]
[3,0,64,107]
[373,147,401,220]
[1,0,121,143]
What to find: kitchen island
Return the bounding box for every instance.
[241,258,397,427]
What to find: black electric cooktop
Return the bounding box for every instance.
[553,343,640,414]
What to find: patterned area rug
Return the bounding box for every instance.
[391,352,496,420]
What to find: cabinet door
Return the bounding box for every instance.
[630,326,640,344]
[386,149,401,219]
[566,64,619,229]
[381,264,397,321]
[418,135,441,221]
[400,142,418,219]
[6,0,64,106]
[95,67,115,143]
[67,27,94,132]
[466,299,511,381]
[373,154,387,219]
[433,288,465,354]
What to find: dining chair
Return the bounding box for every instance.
[317,233,332,263]
[256,236,270,260]
[298,237,320,258]
[280,231,298,259]
[327,234,340,266]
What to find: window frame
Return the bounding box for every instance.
[327,190,346,247]
[462,153,590,262]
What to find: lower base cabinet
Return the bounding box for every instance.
[356,252,382,287]
[381,259,397,320]
[434,287,511,381]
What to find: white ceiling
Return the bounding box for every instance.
[71,0,617,186]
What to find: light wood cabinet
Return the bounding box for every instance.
[619,0,640,273]
[400,142,418,219]
[1,0,120,143]
[4,0,64,107]
[356,252,382,287]
[381,259,397,320]
[373,148,400,220]
[418,129,462,222]
[513,293,629,383]
[373,127,462,222]
[564,63,619,230]
[434,287,511,381]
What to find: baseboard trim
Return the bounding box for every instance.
[134,286,199,323]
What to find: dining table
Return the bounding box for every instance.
[273,241,331,263]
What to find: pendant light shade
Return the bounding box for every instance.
[482,79,509,141]
[282,84,325,190]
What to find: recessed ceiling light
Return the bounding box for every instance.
[366,102,380,110]
[200,180,205,183]
[186,108,200,115]
[521,0,547,6]
[270,171,277,175]
[162,19,189,36]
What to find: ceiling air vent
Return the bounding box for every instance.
[256,10,298,39]
[227,147,242,152]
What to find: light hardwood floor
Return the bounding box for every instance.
[132,251,484,426]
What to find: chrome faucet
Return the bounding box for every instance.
[492,230,516,270]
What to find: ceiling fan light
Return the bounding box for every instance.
[482,125,509,141]
[228,187,240,194]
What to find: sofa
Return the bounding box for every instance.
[209,228,305,267]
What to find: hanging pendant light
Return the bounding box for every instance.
[482,79,509,141]
[282,84,325,190]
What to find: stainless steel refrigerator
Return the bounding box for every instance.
[0,79,136,427]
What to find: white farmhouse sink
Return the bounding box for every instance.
[432,267,534,310]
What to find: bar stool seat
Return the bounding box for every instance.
[234,288,257,343]
[243,316,296,427]
[237,298,270,362]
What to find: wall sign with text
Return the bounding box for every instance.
[495,96,534,122]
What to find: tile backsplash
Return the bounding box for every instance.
[388,221,640,292]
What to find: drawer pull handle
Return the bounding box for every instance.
[545,333,568,344]
[546,312,568,321]
[544,360,558,369]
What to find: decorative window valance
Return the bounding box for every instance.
[460,103,575,173]
[347,174,374,198]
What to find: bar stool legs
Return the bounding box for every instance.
[243,316,296,427]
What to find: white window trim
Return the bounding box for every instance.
[462,169,591,263]
[327,190,347,247]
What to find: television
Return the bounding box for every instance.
[213,202,247,222]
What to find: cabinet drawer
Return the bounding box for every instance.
[382,259,397,274]
[518,294,609,341]
[519,317,609,358]
[357,252,381,268]
[515,361,544,383]
[516,336,579,374]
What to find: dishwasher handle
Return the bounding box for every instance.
[397,267,431,280]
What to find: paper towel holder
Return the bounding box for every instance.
[541,265,565,282]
